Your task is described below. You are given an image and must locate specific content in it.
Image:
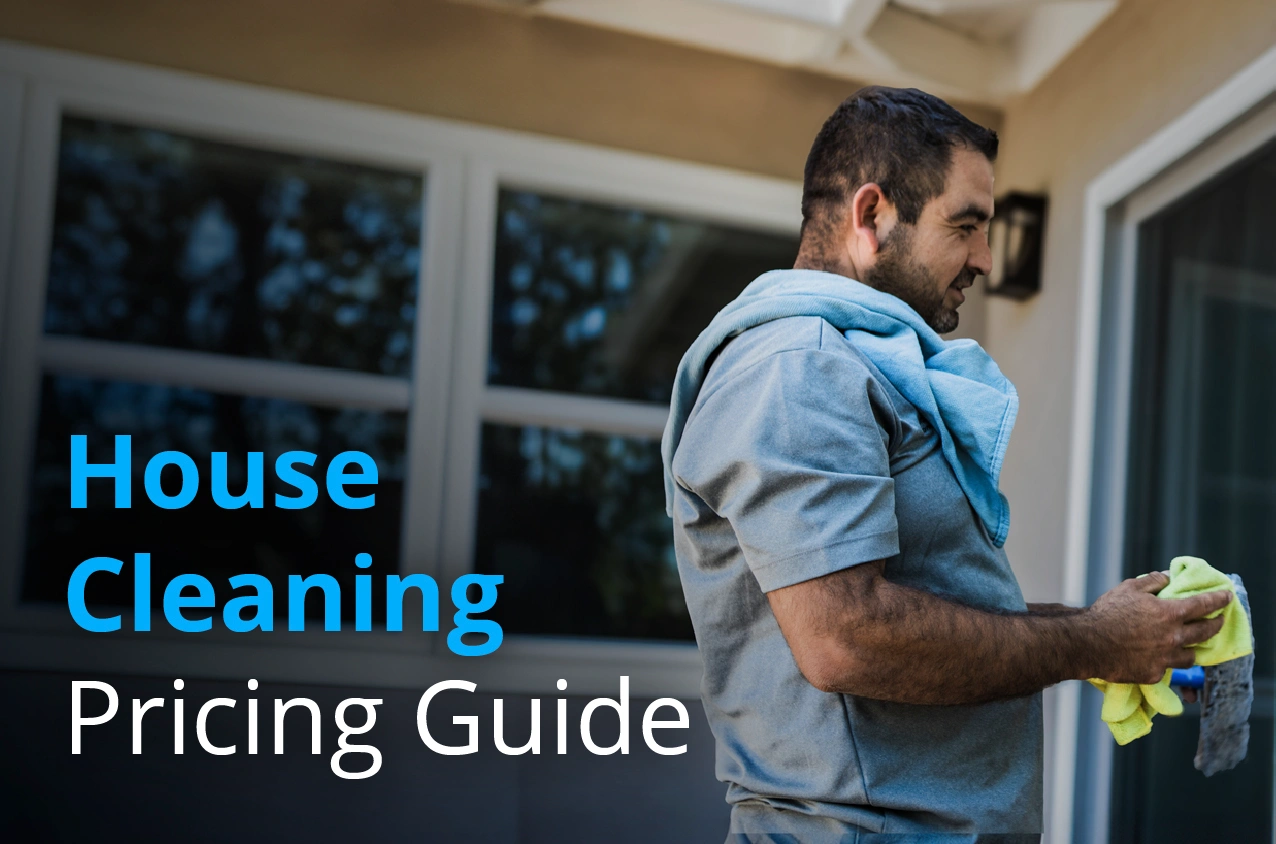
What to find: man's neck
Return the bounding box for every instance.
[793,247,863,286]
[793,259,861,281]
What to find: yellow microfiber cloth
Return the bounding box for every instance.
[1088,556,1253,745]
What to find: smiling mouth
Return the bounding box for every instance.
[947,274,976,305]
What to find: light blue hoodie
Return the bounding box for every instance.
[661,268,1018,547]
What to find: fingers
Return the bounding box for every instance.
[1180,615,1226,646]
[1173,588,1233,621]
[1131,571,1170,594]
[1169,649,1197,669]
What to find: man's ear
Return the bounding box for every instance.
[849,182,897,259]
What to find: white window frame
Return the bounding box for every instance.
[0,40,802,698]
[1056,45,1276,844]
[442,135,802,673]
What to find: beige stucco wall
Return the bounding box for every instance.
[0,0,1000,183]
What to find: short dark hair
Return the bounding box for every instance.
[800,86,998,246]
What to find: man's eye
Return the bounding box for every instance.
[961,225,978,234]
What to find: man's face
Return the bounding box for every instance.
[862,148,995,334]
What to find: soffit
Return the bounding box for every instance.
[453,0,1119,106]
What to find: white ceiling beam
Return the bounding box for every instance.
[855,4,1010,94]
[1010,0,1117,92]
[448,0,1122,106]
[809,0,889,63]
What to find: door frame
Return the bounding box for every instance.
[1056,44,1276,844]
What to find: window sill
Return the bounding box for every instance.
[0,624,704,699]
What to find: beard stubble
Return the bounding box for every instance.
[862,226,973,334]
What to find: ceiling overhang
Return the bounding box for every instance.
[453,0,1118,106]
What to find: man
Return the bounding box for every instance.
[661,87,1230,841]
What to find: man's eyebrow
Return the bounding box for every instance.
[946,204,992,223]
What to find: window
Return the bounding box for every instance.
[474,189,797,642]
[0,43,801,695]
[1112,138,1276,844]
[45,117,423,374]
[488,189,795,403]
[21,116,423,622]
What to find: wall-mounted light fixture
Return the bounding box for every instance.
[986,192,1047,300]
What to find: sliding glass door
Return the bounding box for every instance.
[1113,138,1276,842]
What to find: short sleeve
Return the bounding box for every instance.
[672,346,900,592]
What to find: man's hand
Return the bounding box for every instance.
[1083,572,1229,684]
[767,561,1232,706]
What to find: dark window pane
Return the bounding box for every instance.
[475,423,691,641]
[45,117,423,376]
[1197,297,1276,483]
[1110,701,1272,843]
[23,375,406,624]
[1115,140,1276,843]
[1192,296,1276,677]
[488,189,797,403]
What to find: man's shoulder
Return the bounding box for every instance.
[673,314,904,527]
[684,316,901,449]
[703,315,873,389]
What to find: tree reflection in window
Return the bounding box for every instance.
[23,375,406,623]
[489,189,797,402]
[45,117,423,375]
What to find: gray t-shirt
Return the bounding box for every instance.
[670,316,1043,838]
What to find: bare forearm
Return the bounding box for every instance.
[832,581,1094,704]
[771,563,1234,706]
[772,569,1098,705]
[1027,602,1086,617]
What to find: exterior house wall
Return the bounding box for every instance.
[0,0,1000,183]
[989,0,1276,838]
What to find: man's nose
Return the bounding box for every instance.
[969,232,993,277]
